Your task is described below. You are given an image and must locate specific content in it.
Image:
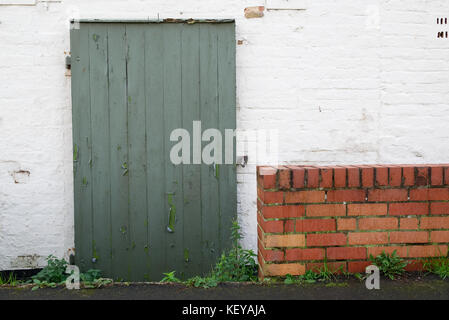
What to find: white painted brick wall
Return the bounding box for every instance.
[1,0,448,270]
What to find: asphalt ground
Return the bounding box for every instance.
[1,273,448,300]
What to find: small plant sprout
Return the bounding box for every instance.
[161,271,182,283]
[0,273,18,286]
[316,261,340,282]
[284,274,297,285]
[185,276,218,289]
[423,256,449,279]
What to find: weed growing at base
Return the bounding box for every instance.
[161,220,258,288]
[283,262,344,285]
[369,250,408,280]
[0,272,19,286]
[161,271,182,283]
[423,257,449,279]
[29,255,111,290]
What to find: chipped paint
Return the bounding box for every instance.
[215,163,220,179]
[167,193,176,233]
[10,254,44,269]
[12,170,30,184]
[92,240,99,261]
[73,144,78,161]
[72,18,235,24]
[121,162,128,176]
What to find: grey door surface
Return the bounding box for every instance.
[70,21,236,281]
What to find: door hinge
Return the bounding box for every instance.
[236,155,248,168]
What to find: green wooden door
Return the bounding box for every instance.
[70,22,236,281]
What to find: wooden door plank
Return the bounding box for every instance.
[163,23,185,278]
[107,24,130,280]
[145,24,167,281]
[180,23,203,277]
[88,23,112,275]
[71,24,94,272]
[199,24,221,268]
[126,24,149,281]
[217,23,237,252]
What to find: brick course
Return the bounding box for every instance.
[257,164,449,278]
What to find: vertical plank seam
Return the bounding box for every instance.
[198,24,203,272]
[180,25,185,273]
[87,23,95,267]
[143,26,150,278]
[106,24,113,277]
[71,27,80,268]
[162,24,167,271]
[124,24,131,281]
[216,28,222,256]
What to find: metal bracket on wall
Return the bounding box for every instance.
[237,156,248,168]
